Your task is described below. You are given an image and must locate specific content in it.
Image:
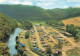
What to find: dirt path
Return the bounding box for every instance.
[49,27,76,56]
[41,26,58,44]
[19,30,39,56]
[62,52,67,56]
[50,27,75,46]
[41,26,67,56]
[33,25,45,50]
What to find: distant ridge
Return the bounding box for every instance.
[0,4,80,21]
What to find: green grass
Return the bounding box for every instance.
[27,38,33,49]
[66,47,80,56]
[31,21,48,26]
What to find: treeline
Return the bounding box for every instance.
[15,36,24,56]
[47,7,80,20]
[46,20,64,26]
[66,24,80,40]
[19,20,33,30]
[0,12,18,42]
[0,5,80,21]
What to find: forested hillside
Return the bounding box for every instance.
[0,4,51,21]
[0,11,33,56]
[0,4,80,21]
[48,8,80,20]
[0,12,17,42]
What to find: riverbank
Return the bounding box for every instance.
[17,30,39,56]
[0,42,11,56]
[7,28,22,56]
[0,28,18,56]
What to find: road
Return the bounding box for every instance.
[33,25,45,50]
[19,30,39,56]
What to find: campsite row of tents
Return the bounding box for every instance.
[31,28,39,51]
[31,27,45,52]
[38,28,49,47]
[20,43,26,51]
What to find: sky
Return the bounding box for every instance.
[0,0,80,9]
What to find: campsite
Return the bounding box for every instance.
[0,1,80,56]
[14,22,80,56]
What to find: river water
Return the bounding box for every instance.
[7,28,22,56]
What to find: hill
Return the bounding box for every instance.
[0,12,17,42]
[0,4,80,21]
[0,4,51,21]
[62,17,80,26]
[48,8,80,20]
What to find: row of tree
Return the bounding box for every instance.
[46,20,64,26]
[19,20,33,30]
[15,36,26,56]
[66,24,80,40]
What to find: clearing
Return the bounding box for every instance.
[62,17,80,26]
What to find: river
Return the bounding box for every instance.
[7,28,23,56]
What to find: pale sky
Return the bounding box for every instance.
[0,0,80,9]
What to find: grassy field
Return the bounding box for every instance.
[62,17,80,26]
[66,47,80,56]
[31,21,48,26]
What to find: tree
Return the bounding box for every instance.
[13,53,20,56]
[16,40,20,44]
[21,20,33,30]
[25,31,30,39]
[16,36,19,40]
[40,24,42,26]
[18,47,24,56]
[23,54,27,56]
[75,33,80,40]
[15,44,18,49]
[46,47,52,56]
[66,24,78,37]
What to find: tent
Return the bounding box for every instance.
[34,37,36,39]
[21,44,25,47]
[59,37,62,38]
[41,38,44,41]
[20,43,23,45]
[58,39,62,42]
[34,47,39,50]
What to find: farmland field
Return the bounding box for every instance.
[62,17,80,26]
